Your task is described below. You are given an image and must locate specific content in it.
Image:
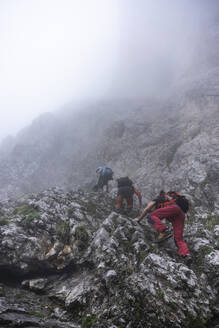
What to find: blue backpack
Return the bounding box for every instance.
[103,167,113,180]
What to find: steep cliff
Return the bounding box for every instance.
[0,86,218,214]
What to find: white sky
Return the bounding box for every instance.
[0,0,218,142]
[0,0,119,141]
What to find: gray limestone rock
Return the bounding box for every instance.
[0,188,218,327]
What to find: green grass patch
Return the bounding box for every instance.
[27,311,45,318]
[195,245,213,268]
[168,301,177,309]
[13,204,37,216]
[186,314,207,328]
[204,215,219,231]
[26,211,41,221]
[81,314,97,328]
[85,201,97,215]
[121,240,134,253]
[22,212,40,228]
[56,221,70,244]
[68,207,75,218]
[13,203,41,228]
[78,200,97,216]
[0,209,5,216]
[157,288,164,299]
[138,250,149,263]
[0,287,5,297]
[0,216,9,226]
[74,225,89,251]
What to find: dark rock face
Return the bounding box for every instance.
[0,188,218,327]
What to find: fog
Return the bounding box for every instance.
[0,0,218,142]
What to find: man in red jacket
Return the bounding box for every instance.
[135,191,191,264]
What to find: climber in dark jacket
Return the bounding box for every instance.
[135,191,191,263]
[95,167,113,192]
[115,177,142,213]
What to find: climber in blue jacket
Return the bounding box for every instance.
[94,167,113,192]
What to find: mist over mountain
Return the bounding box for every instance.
[1,0,219,143]
[0,61,218,214]
[0,3,219,327]
[0,11,219,212]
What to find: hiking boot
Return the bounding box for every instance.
[182,254,192,266]
[156,230,172,243]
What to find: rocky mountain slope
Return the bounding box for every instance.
[0,188,218,327]
[0,13,218,214]
[0,12,219,328]
[0,84,218,215]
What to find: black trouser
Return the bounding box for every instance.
[97,175,109,191]
[115,186,134,210]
